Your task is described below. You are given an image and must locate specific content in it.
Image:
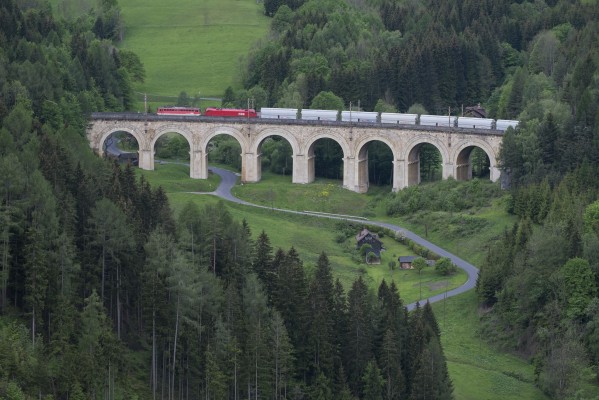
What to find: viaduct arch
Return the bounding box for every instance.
[87,113,504,193]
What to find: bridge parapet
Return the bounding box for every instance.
[87,113,504,192]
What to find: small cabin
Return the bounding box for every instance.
[398,256,435,269]
[464,104,487,118]
[356,228,384,264]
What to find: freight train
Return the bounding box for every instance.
[156,106,518,131]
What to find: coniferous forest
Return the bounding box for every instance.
[1,0,599,399]
[0,1,453,399]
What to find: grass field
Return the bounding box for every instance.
[233,172,518,265]
[147,162,220,192]
[232,171,389,216]
[135,164,550,399]
[117,0,270,104]
[433,291,549,400]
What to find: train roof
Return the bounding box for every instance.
[341,111,378,122]
[300,109,338,121]
[380,113,418,124]
[419,114,456,127]
[260,108,298,119]
[495,119,519,130]
[457,117,494,129]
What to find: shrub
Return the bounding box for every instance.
[435,257,457,275]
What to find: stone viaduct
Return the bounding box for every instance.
[87,113,504,193]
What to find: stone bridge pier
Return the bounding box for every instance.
[87,114,504,193]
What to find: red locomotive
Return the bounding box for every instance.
[156,106,201,116]
[203,107,257,118]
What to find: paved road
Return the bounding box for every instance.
[202,167,479,311]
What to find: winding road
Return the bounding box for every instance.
[204,166,479,311]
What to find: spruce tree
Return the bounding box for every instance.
[331,278,349,384]
[253,230,274,289]
[275,247,310,377]
[308,252,335,380]
[362,359,385,400]
[538,113,559,166]
[346,275,374,396]
[408,302,453,399]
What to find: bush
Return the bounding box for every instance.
[335,233,346,243]
[435,257,457,275]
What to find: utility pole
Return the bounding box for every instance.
[144,93,147,114]
[247,98,254,137]
[349,101,353,141]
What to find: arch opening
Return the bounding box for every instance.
[308,138,344,183]
[153,131,191,174]
[207,134,243,172]
[407,143,442,186]
[357,140,394,192]
[258,136,293,181]
[103,131,140,166]
[456,146,491,181]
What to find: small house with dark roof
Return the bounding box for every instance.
[399,256,417,269]
[398,256,436,269]
[464,104,487,118]
[356,228,384,264]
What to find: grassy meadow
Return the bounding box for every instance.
[433,291,549,400]
[233,172,518,265]
[117,0,270,103]
[51,0,270,105]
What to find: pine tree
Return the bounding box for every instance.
[362,359,385,400]
[205,343,228,399]
[242,274,274,400]
[505,68,526,119]
[408,303,453,399]
[23,227,49,347]
[380,328,404,400]
[269,248,286,304]
[308,252,335,379]
[270,310,294,399]
[332,278,348,375]
[310,371,333,400]
[538,113,559,166]
[409,338,453,400]
[346,276,374,396]
[253,230,274,291]
[177,201,206,269]
[275,247,310,376]
[142,228,174,399]
[422,302,441,338]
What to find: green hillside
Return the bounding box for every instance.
[137,166,551,400]
[117,0,269,99]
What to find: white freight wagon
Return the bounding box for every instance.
[300,109,338,121]
[419,114,456,127]
[341,111,378,123]
[457,117,494,129]
[260,108,298,119]
[495,119,519,131]
[380,113,418,125]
